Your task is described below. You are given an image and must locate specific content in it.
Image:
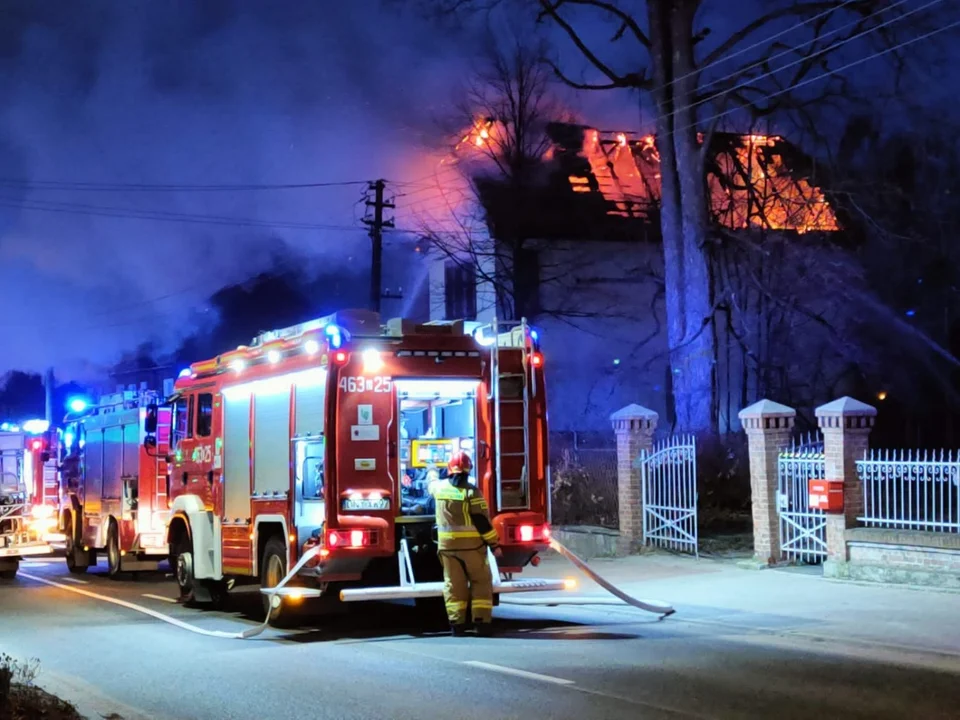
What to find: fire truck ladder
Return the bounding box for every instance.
[491,316,532,512]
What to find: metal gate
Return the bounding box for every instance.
[777,436,826,563]
[638,435,698,556]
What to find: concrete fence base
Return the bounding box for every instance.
[549,526,621,560]
[824,527,960,590]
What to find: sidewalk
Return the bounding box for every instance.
[520,550,960,657]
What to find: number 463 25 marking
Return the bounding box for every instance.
[339,376,392,393]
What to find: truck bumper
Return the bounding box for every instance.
[338,543,572,603]
[0,541,52,558]
[338,577,571,602]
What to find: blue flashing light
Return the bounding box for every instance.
[613,358,621,366]
[529,328,539,342]
[0,422,18,432]
[178,368,192,379]
[905,309,916,318]
[67,397,89,414]
[325,323,343,349]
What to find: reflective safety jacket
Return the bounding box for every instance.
[428,471,500,551]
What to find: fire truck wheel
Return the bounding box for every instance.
[260,536,288,621]
[106,523,122,577]
[64,519,88,575]
[0,564,17,580]
[203,579,230,611]
[174,536,196,602]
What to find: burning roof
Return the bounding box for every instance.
[546,124,839,234]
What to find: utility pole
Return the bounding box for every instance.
[362,179,394,313]
[44,367,55,424]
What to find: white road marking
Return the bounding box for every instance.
[462,660,574,685]
[20,561,54,567]
[17,572,264,639]
[142,593,177,604]
[59,576,89,585]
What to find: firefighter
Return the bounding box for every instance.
[427,451,501,636]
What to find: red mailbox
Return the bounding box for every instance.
[808,479,844,511]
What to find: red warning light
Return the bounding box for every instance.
[333,351,348,365]
[31,440,43,451]
[530,353,543,368]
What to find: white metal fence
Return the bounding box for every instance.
[637,435,698,556]
[777,434,827,564]
[857,449,960,533]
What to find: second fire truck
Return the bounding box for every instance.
[1,422,57,579]
[59,392,173,575]
[166,309,564,616]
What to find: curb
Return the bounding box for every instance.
[34,667,162,720]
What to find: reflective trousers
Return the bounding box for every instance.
[438,548,493,625]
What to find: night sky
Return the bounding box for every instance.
[0,0,955,381]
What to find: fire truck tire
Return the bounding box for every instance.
[0,564,18,580]
[106,523,121,577]
[260,536,288,621]
[64,518,88,575]
[174,535,196,603]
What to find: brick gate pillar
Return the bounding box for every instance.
[611,404,658,556]
[816,397,876,565]
[739,399,796,566]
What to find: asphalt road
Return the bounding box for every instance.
[1,557,958,720]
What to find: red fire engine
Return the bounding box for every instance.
[167,310,565,616]
[58,391,173,575]
[0,421,57,579]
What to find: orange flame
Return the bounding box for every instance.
[567,129,839,233]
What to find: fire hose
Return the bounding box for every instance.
[25,540,672,640]
[501,539,675,617]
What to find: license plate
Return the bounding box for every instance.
[342,498,390,511]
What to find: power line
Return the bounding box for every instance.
[658,0,862,92]
[663,0,939,126]
[671,15,960,141]
[0,195,363,233]
[0,179,367,192]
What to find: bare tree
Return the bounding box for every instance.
[407,36,590,322]
[410,0,951,435]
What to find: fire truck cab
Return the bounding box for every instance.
[59,391,172,575]
[0,422,57,579]
[167,310,564,616]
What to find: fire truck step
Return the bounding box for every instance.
[339,578,568,603]
[0,542,51,558]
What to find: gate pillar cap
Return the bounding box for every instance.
[815,396,877,418]
[738,399,796,420]
[611,404,658,432]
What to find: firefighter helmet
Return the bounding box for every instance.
[447,450,473,475]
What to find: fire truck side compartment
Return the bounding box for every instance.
[222,392,251,523]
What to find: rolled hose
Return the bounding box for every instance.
[518,539,675,618]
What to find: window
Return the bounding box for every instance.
[197,394,213,437]
[186,395,195,439]
[172,398,188,449]
[444,260,477,320]
[296,438,325,500]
